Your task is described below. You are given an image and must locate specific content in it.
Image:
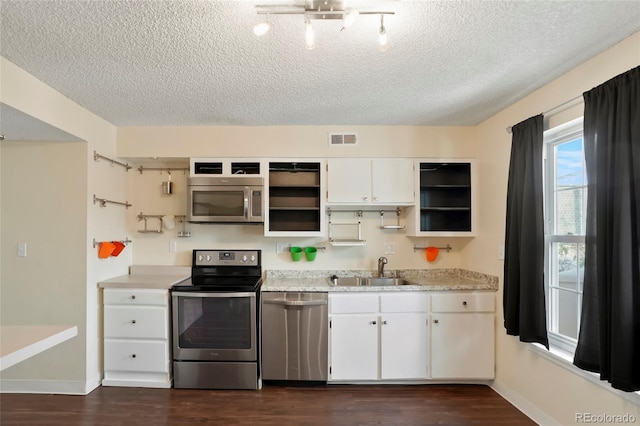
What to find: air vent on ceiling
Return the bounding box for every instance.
[329,132,358,146]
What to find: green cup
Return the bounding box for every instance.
[290,246,303,261]
[304,247,317,261]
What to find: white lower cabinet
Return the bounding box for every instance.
[430,293,495,379]
[102,288,172,388]
[329,292,429,381]
[328,291,495,383]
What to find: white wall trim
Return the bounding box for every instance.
[0,378,93,395]
[83,373,102,394]
[491,379,559,426]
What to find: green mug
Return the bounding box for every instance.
[290,246,303,261]
[304,247,317,261]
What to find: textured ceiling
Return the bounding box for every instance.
[0,0,639,131]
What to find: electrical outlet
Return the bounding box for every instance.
[498,244,505,260]
[276,243,291,254]
[17,242,27,257]
[384,242,397,255]
[170,240,177,253]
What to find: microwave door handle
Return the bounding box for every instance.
[244,188,249,220]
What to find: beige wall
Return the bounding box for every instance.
[0,140,87,381]
[0,57,123,394]
[468,32,640,424]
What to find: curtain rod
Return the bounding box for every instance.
[506,93,583,134]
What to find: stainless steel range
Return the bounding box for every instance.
[171,249,262,389]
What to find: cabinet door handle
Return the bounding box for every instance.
[434,319,439,324]
[131,354,137,358]
[371,321,377,325]
[363,196,368,201]
[131,295,136,300]
[382,320,388,325]
[131,320,136,324]
[462,301,468,306]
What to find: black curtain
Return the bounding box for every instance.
[573,66,640,392]
[503,114,549,349]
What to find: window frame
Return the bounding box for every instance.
[543,117,585,354]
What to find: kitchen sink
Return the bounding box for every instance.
[328,276,412,286]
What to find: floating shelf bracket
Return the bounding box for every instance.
[137,212,163,234]
[93,194,131,209]
[380,208,405,230]
[328,209,366,246]
[94,151,132,171]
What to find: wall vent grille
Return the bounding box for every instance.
[329,133,358,146]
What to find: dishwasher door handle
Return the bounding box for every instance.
[263,299,327,307]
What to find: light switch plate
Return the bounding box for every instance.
[170,240,177,253]
[498,245,505,260]
[276,243,291,254]
[384,242,397,255]
[17,242,27,257]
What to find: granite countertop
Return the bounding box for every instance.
[262,269,499,292]
[98,265,191,289]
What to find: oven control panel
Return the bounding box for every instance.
[193,250,260,267]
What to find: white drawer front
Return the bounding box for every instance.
[431,293,495,313]
[104,306,168,339]
[330,293,378,314]
[380,293,429,313]
[104,288,168,306]
[104,340,168,373]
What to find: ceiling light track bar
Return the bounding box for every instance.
[255,7,394,17]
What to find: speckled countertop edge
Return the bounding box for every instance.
[263,268,498,292]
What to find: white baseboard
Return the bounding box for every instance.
[0,378,94,395]
[491,380,559,425]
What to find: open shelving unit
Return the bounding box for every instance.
[267,162,322,233]
[418,162,472,232]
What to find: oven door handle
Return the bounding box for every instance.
[263,299,327,307]
[172,291,256,298]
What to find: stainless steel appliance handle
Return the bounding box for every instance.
[263,299,327,307]
[244,187,249,220]
[172,291,256,298]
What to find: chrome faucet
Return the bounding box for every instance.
[377,256,388,277]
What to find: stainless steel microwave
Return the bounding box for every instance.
[187,177,264,223]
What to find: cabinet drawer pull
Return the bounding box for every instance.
[131,354,137,358]
[371,321,377,325]
[462,301,468,306]
[131,295,136,300]
[434,319,439,324]
[382,320,388,325]
[131,320,136,324]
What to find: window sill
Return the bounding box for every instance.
[527,343,640,404]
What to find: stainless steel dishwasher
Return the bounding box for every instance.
[261,292,328,381]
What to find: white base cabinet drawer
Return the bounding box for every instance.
[104,288,168,306]
[104,340,169,373]
[104,306,168,339]
[330,293,378,314]
[431,293,494,313]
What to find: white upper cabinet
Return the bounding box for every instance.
[326,158,414,205]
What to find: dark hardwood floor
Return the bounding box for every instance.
[1,384,535,425]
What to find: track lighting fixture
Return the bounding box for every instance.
[253,13,271,36]
[254,2,393,51]
[305,14,315,50]
[378,14,388,52]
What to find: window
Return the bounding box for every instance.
[543,117,586,353]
